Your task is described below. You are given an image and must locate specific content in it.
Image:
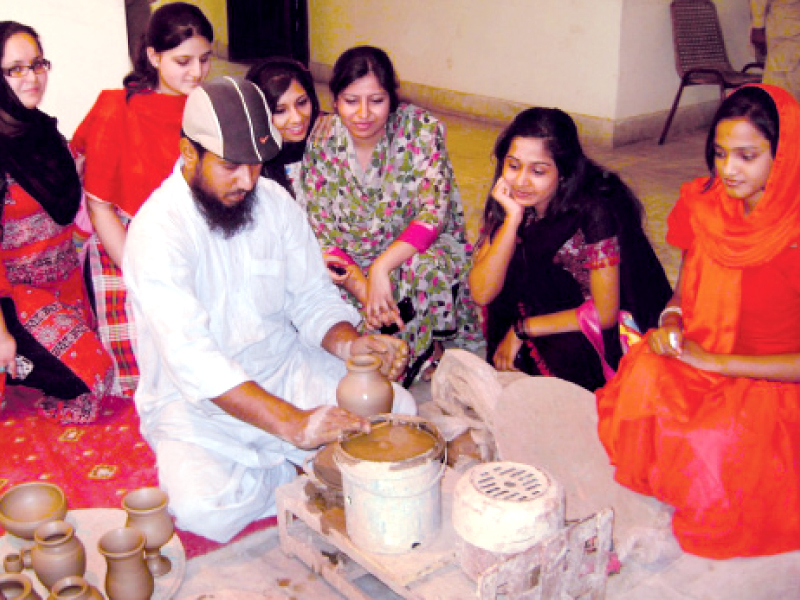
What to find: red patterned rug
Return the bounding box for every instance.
[0,386,276,559]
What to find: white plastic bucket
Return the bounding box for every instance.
[334,414,445,554]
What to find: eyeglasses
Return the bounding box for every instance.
[2,59,51,78]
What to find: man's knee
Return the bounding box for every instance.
[154,440,294,542]
[391,383,418,415]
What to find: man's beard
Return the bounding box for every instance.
[190,178,257,239]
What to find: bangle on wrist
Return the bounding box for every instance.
[514,317,531,340]
[658,306,683,328]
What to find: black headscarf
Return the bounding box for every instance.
[0,21,81,226]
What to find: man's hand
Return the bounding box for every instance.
[351,334,409,381]
[288,405,370,449]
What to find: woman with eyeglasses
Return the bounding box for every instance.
[71,3,213,398]
[0,21,113,421]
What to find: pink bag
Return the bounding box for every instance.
[575,299,641,381]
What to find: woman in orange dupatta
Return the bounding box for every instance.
[597,84,800,559]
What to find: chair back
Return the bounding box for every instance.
[670,0,734,76]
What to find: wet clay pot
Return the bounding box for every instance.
[97,527,153,600]
[47,576,104,600]
[122,487,174,577]
[0,573,42,599]
[22,520,86,590]
[336,354,394,417]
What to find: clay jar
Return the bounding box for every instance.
[0,573,42,599]
[97,527,154,600]
[336,354,394,417]
[4,553,23,574]
[21,520,86,590]
[122,487,174,577]
[47,576,103,600]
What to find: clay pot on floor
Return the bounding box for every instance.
[47,576,103,600]
[97,527,153,600]
[336,354,394,417]
[122,487,174,577]
[22,520,86,590]
[3,553,23,574]
[0,573,42,599]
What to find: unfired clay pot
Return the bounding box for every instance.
[3,553,23,574]
[97,527,153,600]
[47,576,103,600]
[0,483,67,541]
[0,573,42,599]
[336,354,394,417]
[122,487,174,577]
[22,520,86,590]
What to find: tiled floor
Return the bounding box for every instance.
[175,62,800,599]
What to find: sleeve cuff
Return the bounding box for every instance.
[397,220,438,252]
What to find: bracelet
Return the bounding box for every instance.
[658,306,683,328]
[514,317,531,340]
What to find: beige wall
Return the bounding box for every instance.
[5,0,129,138]
[308,0,758,144]
[617,0,754,120]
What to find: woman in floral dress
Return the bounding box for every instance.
[301,45,481,386]
[0,21,112,422]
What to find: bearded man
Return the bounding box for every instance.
[123,76,416,542]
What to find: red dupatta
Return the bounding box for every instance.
[71,89,186,217]
[676,84,800,354]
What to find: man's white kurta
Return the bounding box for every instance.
[123,161,370,540]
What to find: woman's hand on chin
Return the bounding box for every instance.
[491,178,524,222]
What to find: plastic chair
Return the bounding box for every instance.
[658,0,763,145]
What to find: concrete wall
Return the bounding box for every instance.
[5,0,129,139]
[8,0,757,146]
[308,0,759,145]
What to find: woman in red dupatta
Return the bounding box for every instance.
[70,3,212,397]
[597,84,800,559]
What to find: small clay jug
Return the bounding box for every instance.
[22,520,86,590]
[122,487,174,577]
[97,527,153,600]
[3,553,23,574]
[0,573,42,599]
[336,354,394,417]
[47,576,103,600]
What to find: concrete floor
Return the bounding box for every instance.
[173,62,800,599]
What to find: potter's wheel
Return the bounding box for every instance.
[0,508,185,599]
[310,444,342,490]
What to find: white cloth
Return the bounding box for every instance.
[124,161,416,541]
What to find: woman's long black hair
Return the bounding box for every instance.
[246,56,320,196]
[478,107,644,247]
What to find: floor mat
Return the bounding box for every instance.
[0,385,277,558]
